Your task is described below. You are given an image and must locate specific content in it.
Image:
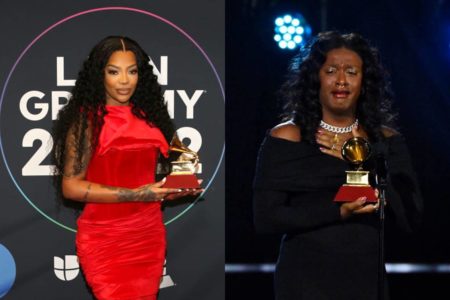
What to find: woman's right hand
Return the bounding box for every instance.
[340,197,379,219]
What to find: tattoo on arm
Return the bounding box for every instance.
[83,184,91,202]
[101,185,158,202]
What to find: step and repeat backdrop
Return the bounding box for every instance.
[0,1,224,299]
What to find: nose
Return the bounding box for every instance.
[335,70,348,87]
[119,72,129,84]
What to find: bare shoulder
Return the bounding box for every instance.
[381,126,399,138]
[270,121,301,142]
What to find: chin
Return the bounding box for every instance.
[330,106,355,116]
[116,97,131,103]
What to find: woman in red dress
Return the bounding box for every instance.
[52,36,198,300]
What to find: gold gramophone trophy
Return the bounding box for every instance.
[163,135,201,189]
[334,137,377,202]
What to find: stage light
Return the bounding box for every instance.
[275,17,284,26]
[274,13,312,50]
[279,25,287,34]
[283,33,292,41]
[283,15,292,23]
[279,40,288,49]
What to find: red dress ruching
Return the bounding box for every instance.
[76,105,169,300]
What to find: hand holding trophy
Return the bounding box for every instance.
[162,135,201,189]
[334,137,377,202]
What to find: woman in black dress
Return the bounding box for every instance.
[253,31,423,299]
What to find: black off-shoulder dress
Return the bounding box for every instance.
[253,134,422,300]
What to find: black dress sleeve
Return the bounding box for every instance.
[383,135,423,233]
[253,189,342,234]
[253,135,343,234]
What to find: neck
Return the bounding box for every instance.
[321,104,357,125]
[321,113,356,127]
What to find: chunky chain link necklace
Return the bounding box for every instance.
[319,119,358,133]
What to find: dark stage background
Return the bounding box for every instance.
[226,0,450,299]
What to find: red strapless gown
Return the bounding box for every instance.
[76,105,169,300]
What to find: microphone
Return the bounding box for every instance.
[374,144,388,187]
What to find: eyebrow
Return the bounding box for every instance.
[105,64,138,69]
[324,64,360,69]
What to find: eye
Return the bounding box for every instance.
[106,69,118,75]
[346,68,358,75]
[324,66,336,74]
[129,69,138,75]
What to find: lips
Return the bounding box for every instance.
[332,90,350,98]
[116,89,132,95]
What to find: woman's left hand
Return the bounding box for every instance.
[163,179,204,201]
[316,126,362,160]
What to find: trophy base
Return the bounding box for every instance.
[334,185,377,202]
[163,174,201,189]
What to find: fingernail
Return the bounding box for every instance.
[361,197,367,203]
[319,147,326,152]
[162,177,167,182]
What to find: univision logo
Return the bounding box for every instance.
[54,255,80,281]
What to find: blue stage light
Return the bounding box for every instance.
[275,17,284,26]
[283,15,292,23]
[283,33,292,41]
[273,13,312,50]
[293,35,302,44]
[291,18,300,27]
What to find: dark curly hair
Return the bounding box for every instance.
[52,36,175,203]
[280,31,396,143]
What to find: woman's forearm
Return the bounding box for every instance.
[62,178,159,203]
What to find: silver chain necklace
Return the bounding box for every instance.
[319,119,358,133]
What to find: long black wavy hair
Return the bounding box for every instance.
[52,36,174,202]
[280,31,396,143]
